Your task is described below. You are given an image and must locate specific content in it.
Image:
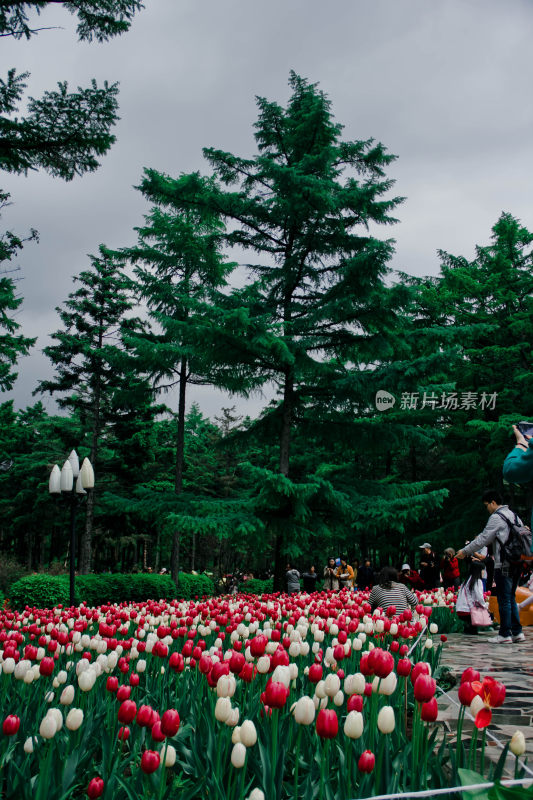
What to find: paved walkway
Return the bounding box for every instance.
[438,629,533,772]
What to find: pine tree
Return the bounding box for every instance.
[1,1,144,42]
[117,188,234,582]
[139,72,413,588]
[36,245,154,572]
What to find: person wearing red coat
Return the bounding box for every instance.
[441,547,461,589]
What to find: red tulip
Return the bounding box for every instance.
[169,652,184,673]
[410,662,430,686]
[118,726,130,741]
[229,651,245,674]
[413,674,436,703]
[87,777,104,798]
[140,749,160,774]
[151,721,166,742]
[116,685,131,701]
[347,694,363,713]
[2,715,20,736]
[136,705,155,728]
[161,710,180,737]
[316,709,338,739]
[397,658,412,677]
[475,707,492,729]
[458,681,476,706]
[265,681,288,709]
[118,700,137,724]
[240,663,257,683]
[421,697,438,722]
[461,667,480,684]
[106,676,118,693]
[482,677,506,708]
[250,635,268,657]
[308,663,323,683]
[39,657,54,676]
[129,673,140,687]
[358,750,375,773]
[373,649,394,679]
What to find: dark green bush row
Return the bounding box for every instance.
[8,572,215,609]
[238,578,274,595]
[0,588,4,606]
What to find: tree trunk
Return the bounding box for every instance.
[273,367,294,591]
[171,356,187,585]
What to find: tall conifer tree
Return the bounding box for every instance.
[140,73,411,587]
[36,246,153,572]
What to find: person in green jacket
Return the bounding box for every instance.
[503,425,533,528]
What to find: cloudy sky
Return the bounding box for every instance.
[3,0,533,419]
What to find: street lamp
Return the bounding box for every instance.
[49,450,95,606]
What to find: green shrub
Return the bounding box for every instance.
[7,571,216,609]
[0,588,4,607]
[238,578,274,595]
[9,574,71,609]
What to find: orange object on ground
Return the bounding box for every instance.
[488,587,533,626]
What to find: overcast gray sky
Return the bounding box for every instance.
[3,0,533,419]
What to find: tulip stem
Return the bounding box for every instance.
[480,729,487,776]
[271,710,278,800]
[320,738,330,799]
[455,705,465,773]
[293,726,302,800]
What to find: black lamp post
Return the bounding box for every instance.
[49,450,94,606]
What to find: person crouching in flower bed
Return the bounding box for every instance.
[368,566,418,613]
[455,549,489,634]
[336,556,355,591]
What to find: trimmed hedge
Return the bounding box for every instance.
[238,578,274,595]
[0,588,4,606]
[8,572,215,609]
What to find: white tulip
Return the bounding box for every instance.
[240,720,257,747]
[225,707,240,727]
[324,673,341,698]
[315,680,326,699]
[78,670,95,692]
[2,658,15,674]
[215,697,232,722]
[247,790,265,800]
[136,659,146,673]
[231,726,241,744]
[23,737,35,753]
[429,623,438,634]
[217,674,236,698]
[344,710,364,739]
[231,742,246,768]
[292,696,315,725]
[377,706,395,734]
[470,696,485,716]
[164,744,177,767]
[65,708,84,731]
[39,715,57,739]
[272,666,290,688]
[378,672,397,696]
[60,685,75,705]
[333,691,344,707]
[510,731,526,756]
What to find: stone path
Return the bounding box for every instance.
[437,629,533,774]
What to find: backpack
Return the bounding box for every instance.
[494,510,532,566]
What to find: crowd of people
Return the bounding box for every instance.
[285,425,533,646]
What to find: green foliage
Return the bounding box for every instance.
[7,571,216,608]
[430,605,464,633]
[0,588,4,606]
[9,574,71,609]
[0,1,144,42]
[176,572,215,599]
[238,578,273,595]
[0,70,120,180]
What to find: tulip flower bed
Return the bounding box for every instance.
[0,587,522,800]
